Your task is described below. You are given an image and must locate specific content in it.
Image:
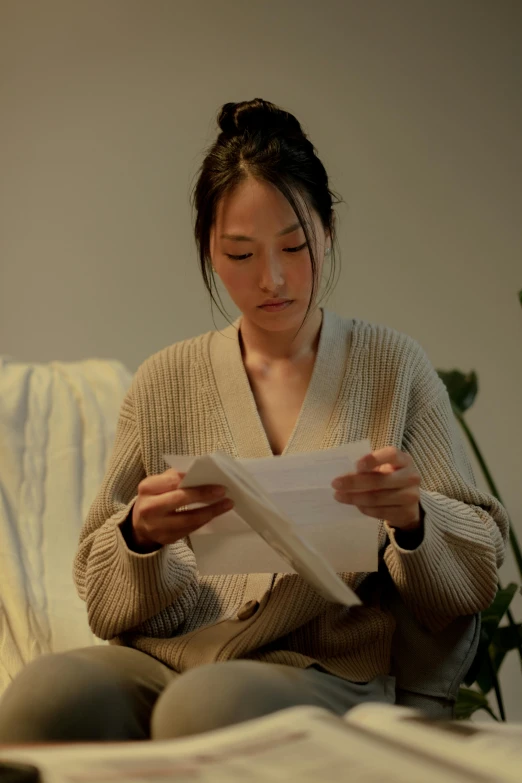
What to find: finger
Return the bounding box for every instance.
[171,485,229,509]
[139,469,187,496]
[141,486,228,518]
[332,466,420,492]
[356,447,411,472]
[164,498,235,539]
[334,487,420,508]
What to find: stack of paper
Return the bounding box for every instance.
[3,703,521,782]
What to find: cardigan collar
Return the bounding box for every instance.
[209,309,350,458]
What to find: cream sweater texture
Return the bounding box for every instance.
[73,310,508,682]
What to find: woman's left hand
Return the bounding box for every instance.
[332,446,423,531]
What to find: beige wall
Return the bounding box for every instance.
[1,0,521,718]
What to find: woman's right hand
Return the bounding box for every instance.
[130,468,234,551]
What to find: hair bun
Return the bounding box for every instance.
[218,99,304,139]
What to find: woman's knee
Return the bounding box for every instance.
[151,660,311,739]
[0,649,149,742]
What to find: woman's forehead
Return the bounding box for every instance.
[214,179,315,235]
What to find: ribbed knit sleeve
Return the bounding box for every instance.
[384,345,509,631]
[72,380,200,640]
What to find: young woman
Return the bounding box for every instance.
[0,99,508,743]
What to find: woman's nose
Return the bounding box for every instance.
[259,255,284,292]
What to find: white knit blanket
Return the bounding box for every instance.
[0,356,132,696]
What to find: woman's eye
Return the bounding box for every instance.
[225,242,307,261]
[284,242,308,253]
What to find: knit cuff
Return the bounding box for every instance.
[112,506,181,598]
[84,504,176,599]
[383,488,498,626]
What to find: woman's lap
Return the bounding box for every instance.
[152,660,395,739]
[0,646,395,742]
[0,645,176,742]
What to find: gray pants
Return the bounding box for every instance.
[0,646,396,743]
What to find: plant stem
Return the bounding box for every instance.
[453,405,522,581]
[455,406,522,671]
[487,651,506,721]
[505,607,522,669]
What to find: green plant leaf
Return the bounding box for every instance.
[492,623,522,652]
[436,370,478,413]
[481,584,518,638]
[480,624,522,693]
[455,687,499,720]
[476,649,506,695]
[463,584,518,687]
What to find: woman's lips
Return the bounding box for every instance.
[258,300,293,312]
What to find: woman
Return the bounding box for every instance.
[0,99,508,743]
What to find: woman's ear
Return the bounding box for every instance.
[324,226,332,255]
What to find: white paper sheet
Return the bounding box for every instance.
[164,441,378,585]
[165,450,360,606]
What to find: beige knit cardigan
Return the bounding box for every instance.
[73,310,508,683]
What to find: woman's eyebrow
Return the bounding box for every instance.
[220,221,301,242]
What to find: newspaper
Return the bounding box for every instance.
[164,441,378,606]
[2,704,521,783]
[344,702,522,782]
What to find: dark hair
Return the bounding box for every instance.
[191,98,342,322]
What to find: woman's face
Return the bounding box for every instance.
[209,176,330,332]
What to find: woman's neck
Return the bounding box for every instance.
[239,306,323,365]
